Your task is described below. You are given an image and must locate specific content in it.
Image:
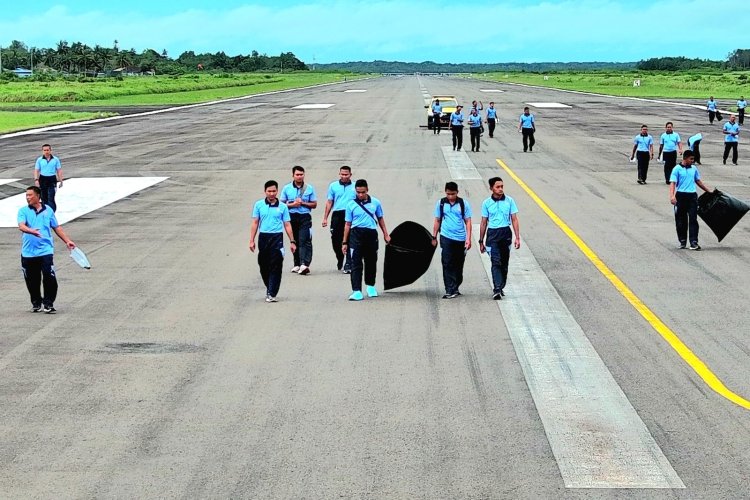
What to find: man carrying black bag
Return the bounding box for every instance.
[669,150,713,251]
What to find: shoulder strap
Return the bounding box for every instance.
[439,197,447,219]
[355,198,377,221]
[440,197,465,219]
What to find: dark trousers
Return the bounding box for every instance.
[487,118,496,137]
[258,233,284,297]
[739,108,745,126]
[39,175,57,212]
[451,125,463,150]
[433,112,442,134]
[692,140,702,164]
[21,254,57,307]
[330,210,350,270]
[663,151,677,183]
[636,151,650,181]
[486,227,512,293]
[349,227,378,291]
[470,127,481,151]
[723,142,739,164]
[290,213,312,267]
[522,128,535,151]
[674,192,699,245]
[441,236,466,294]
[708,110,716,123]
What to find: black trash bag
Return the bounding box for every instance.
[697,189,749,242]
[383,221,436,290]
[716,111,723,121]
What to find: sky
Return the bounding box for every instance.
[0,0,743,64]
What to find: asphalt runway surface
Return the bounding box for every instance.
[0,76,749,498]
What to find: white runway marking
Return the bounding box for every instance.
[479,89,505,93]
[527,102,572,108]
[0,177,168,227]
[441,146,481,180]
[292,104,335,110]
[344,90,367,93]
[472,225,684,489]
[0,179,21,186]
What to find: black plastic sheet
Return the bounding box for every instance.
[383,221,436,290]
[697,189,749,242]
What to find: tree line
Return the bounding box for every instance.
[0,40,307,75]
[636,50,750,71]
[315,60,635,73]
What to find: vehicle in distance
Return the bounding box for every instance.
[425,96,458,130]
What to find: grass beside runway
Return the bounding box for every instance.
[483,71,750,103]
[0,111,117,133]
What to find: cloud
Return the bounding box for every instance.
[0,1,741,63]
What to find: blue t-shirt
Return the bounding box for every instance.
[633,134,653,152]
[280,182,317,215]
[481,195,518,229]
[688,133,702,148]
[35,156,61,177]
[723,122,740,143]
[738,100,747,110]
[670,164,701,193]
[17,204,58,257]
[435,198,472,242]
[252,199,290,233]
[707,100,717,111]
[345,196,383,230]
[450,111,464,126]
[486,107,497,119]
[660,132,681,152]
[468,114,482,128]
[327,181,356,212]
[432,103,442,114]
[520,114,535,129]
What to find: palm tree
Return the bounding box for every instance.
[93,45,109,73]
[114,50,131,69]
[56,40,70,72]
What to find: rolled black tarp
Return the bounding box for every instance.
[697,189,749,242]
[383,221,437,290]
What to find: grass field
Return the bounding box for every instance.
[485,71,750,105]
[0,111,116,133]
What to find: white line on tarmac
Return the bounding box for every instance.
[0,177,167,227]
[292,104,335,109]
[526,102,572,108]
[344,89,367,93]
[0,179,21,186]
[441,146,481,179]
[472,225,684,488]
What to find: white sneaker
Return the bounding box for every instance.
[298,265,310,275]
[265,295,278,303]
[290,266,300,273]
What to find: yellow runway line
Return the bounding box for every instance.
[497,158,750,410]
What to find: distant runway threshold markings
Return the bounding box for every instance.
[0,177,168,227]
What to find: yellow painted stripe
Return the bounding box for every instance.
[497,158,750,410]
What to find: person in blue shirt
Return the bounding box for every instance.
[450,105,465,151]
[468,108,483,152]
[33,144,64,212]
[322,165,356,273]
[722,114,741,165]
[485,102,498,138]
[687,132,703,165]
[658,122,682,184]
[479,177,521,300]
[518,107,536,152]
[249,180,297,302]
[17,185,76,313]
[630,124,654,184]
[431,182,472,299]
[431,99,443,135]
[342,179,391,301]
[706,97,718,124]
[669,151,713,250]
[737,96,746,126]
[280,165,317,275]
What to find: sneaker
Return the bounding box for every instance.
[342,268,352,274]
[500,289,505,297]
[690,244,701,251]
[637,180,644,185]
[265,295,278,303]
[366,285,378,298]
[442,293,459,299]
[298,265,310,275]
[723,159,727,165]
[678,241,687,249]
[43,306,56,314]
[349,291,364,301]
[492,293,503,300]
[733,162,738,166]
[31,304,43,313]
[290,266,300,273]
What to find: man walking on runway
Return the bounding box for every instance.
[658,122,682,184]
[322,165,356,273]
[518,107,536,152]
[33,144,64,212]
[630,124,654,184]
[722,114,741,166]
[450,105,465,151]
[669,151,713,251]
[479,177,521,300]
[280,165,317,275]
[432,182,472,299]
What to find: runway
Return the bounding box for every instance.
[0,76,748,498]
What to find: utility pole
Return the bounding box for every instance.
[30,47,33,74]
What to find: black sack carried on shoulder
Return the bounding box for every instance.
[697,189,749,242]
[383,221,436,290]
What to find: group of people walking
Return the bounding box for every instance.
[248,166,522,303]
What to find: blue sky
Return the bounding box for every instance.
[0,1,742,64]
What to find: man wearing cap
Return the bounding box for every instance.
[450,105,465,151]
